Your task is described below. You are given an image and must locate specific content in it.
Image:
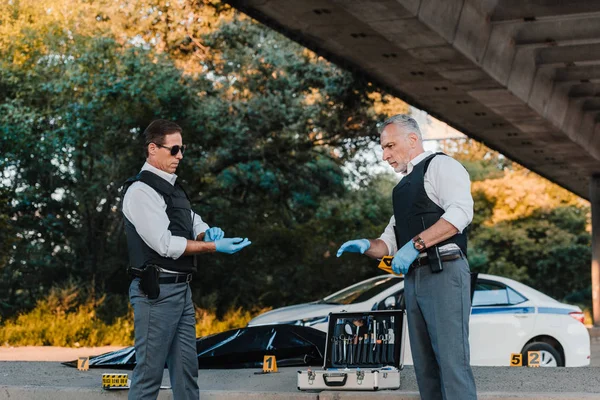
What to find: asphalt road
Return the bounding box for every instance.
[0,331,598,399]
[1,361,600,396]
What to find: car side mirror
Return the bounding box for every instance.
[384,296,396,310]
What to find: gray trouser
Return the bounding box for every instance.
[129,278,199,400]
[404,256,477,400]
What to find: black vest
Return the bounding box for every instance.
[392,152,468,255]
[122,170,196,273]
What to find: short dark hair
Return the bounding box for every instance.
[143,119,182,157]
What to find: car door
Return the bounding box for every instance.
[469,279,536,366]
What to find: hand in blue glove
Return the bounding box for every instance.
[215,237,251,254]
[204,227,224,242]
[336,239,370,257]
[392,241,420,275]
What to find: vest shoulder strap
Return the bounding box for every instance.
[121,170,177,202]
[135,170,176,198]
[120,174,146,207]
[423,152,447,174]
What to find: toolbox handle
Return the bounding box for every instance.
[322,373,348,387]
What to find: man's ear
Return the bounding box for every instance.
[147,143,156,156]
[408,132,419,147]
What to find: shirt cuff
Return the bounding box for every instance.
[168,236,188,259]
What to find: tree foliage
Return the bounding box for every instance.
[0,0,400,318]
[446,141,591,306]
[0,0,591,324]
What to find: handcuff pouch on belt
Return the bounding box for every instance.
[139,264,161,300]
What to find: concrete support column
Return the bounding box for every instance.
[590,175,600,326]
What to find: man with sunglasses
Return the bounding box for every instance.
[121,119,252,400]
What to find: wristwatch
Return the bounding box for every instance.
[412,236,427,252]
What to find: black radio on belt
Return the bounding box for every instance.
[128,264,161,299]
[421,219,443,273]
[140,264,161,299]
[427,246,443,273]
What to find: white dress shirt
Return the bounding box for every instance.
[379,151,473,255]
[122,162,210,262]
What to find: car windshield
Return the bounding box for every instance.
[322,276,401,305]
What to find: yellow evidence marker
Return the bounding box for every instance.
[509,353,522,367]
[102,373,130,389]
[263,355,278,373]
[77,356,89,371]
[528,351,541,367]
[378,256,402,276]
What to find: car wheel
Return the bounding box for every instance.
[521,342,563,367]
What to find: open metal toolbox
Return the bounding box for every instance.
[298,309,406,391]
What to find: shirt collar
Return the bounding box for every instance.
[141,162,178,186]
[403,150,434,176]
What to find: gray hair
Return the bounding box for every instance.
[377,114,423,141]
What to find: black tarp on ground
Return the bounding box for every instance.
[62,324,326,369]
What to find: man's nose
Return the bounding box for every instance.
[176,151,183,160]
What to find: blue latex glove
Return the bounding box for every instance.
[336,239,370,257]
[215,237,251,254]
[392,241,420,275]
[204,227,224,242]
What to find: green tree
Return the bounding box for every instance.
[469,205,591,304]
[443,139,591,306]
[0,30,200,314]
[0,0,400,318]
[173,15,393,312]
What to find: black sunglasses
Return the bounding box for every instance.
[154,143,186,156]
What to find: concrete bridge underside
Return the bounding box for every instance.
[224,0,600,324]
[226,0,600,199]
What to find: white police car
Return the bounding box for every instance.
[248,274,590,367]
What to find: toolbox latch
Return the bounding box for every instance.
[307,370,316,385]
[356,370,365,385]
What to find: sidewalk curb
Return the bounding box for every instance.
[1,387,599,400]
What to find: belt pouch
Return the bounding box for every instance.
[427,245,443,273]
[140,264,160,299]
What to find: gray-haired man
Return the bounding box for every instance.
[337,114,477,400]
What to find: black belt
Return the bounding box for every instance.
[412,252,462,268]
[157,273,193,284]
[128,267,192,284]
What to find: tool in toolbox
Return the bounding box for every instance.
[298,310,406,391]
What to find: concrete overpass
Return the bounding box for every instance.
[223,0,600,323]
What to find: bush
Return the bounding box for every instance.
[0,283,270,347]
[0,285,133,347]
